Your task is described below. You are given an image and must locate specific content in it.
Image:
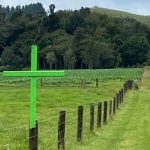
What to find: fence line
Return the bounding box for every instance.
[1,80,134,150]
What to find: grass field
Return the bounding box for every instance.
[0,68,149,150]
[75,67,150,150]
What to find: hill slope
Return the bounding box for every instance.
[1,5,150,70]
[91,7,150,26]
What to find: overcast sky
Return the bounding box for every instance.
[0,0,150,15]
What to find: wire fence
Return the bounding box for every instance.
[0,80,135,150]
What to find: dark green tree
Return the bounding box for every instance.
[121,35,150,66]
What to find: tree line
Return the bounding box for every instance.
[0,3,150,71]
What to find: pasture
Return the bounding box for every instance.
[0,68,148,150]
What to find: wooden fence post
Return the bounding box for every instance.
[123,83,126,94]
[97,102,102,128]
[96,78,99,88]
[29,121,38,150]
[90,104,95,131]
[119,90,122,104]
[124,83,126,94]
[103,101,108,124]
[127,80,129,91]
[81,78,85,87]
[125,81,128,93]
[113,97,116,114]
[58,111,66,150]
[128,80,134,90]
[109,100,112,117]
[121,89,124,103]
[77,106,83,142]
[116,93,119,109]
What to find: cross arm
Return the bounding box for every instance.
[3,71,64,77]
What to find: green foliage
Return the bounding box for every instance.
[22,3,45,15]
[46,51,56,69]
[0,68,142,86]
[0,3,150,70]
[121,35,150,66]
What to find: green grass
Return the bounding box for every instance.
[0,81,123,149]
[0,68,147,150]
[74,67,150,150]
[91,7,150,26]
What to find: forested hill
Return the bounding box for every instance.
[0,3,150,71]
[91,7,150,26]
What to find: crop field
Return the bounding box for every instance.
[1,67,149,150]
[0,68,142,86]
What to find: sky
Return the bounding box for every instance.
[0,0,150,16]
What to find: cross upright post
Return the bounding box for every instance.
[3,45,64,129]
[30,45,38,129]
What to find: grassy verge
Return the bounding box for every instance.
[74,67,150,150]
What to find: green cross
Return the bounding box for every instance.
[3,45,64,129]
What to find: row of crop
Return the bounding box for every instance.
[0,68,142,86]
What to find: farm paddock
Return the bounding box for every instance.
[1,68,150,150]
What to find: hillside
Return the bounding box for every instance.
[0,4,150,71]
[91,7,150,26]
